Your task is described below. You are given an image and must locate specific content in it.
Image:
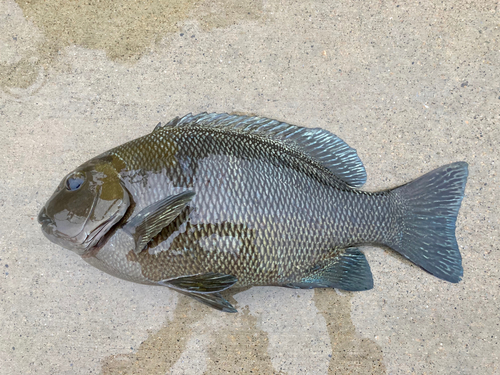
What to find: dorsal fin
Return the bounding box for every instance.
[155,113,367,187]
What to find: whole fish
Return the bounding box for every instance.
[38,113,468,312]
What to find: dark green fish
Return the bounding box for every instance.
[38,113,468,312]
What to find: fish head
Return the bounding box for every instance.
[38,157,130,255]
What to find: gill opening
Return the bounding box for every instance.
[81,184,102,237]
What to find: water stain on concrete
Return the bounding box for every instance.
[313,289,386,374]
[101,297,196,375]
[101,291,278,374]
[2,0,263,90]
[102,288,385,374]
[204,305,279,374]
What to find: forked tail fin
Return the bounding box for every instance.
[387,162,468,282]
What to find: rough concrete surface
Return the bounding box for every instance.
[1,0,498,374]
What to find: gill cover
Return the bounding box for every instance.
[38,158,130,255]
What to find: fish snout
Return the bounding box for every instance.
[38,206,58,238]
[38,206,81,251]
[38,207,51,226]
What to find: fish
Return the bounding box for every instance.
[38,113,468,313]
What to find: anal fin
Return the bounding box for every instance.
[286,247,373,291]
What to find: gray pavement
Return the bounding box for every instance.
[1,0,499,373]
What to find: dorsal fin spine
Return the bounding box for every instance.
[155,112,367,187]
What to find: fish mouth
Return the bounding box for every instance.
[81,191,131,253]
[38,205,117,254]
[38,207,61,239]
[38,207,52,227]
[38,206,80,250]
[81,211,122,251]
[38,183,130,255]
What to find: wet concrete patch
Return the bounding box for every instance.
[313,289,386,374]
[102,286,385,374]
[234,287,333,373]
[101,297,195,375]
[101,291,277,374]
[2,0,263,90]
[204,305,278,374]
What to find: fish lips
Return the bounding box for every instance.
[38,194,130,255]
[38,207,86,252]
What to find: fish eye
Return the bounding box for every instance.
[65,172,85,191]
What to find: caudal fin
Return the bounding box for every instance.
[388,162,468,283]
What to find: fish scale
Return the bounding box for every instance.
[104,125,391,286]
[39,113,468,312]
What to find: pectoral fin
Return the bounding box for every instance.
[285,247,373,291]
[158,273,238,313]
[160,272,238,293]
[123,190,195,254]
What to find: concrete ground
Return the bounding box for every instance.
[1,0,499,374]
